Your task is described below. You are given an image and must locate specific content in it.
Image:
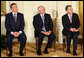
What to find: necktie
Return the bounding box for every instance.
[70,15,72,23]
[42,15,45,25]
[42,15,46,31]
[13,13,17,22]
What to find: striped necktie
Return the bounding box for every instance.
[70,15,72,23]
[13,13,17,22]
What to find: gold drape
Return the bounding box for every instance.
[79,1,83,36]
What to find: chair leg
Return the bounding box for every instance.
[81,44,82,52]
[6,47,8,55]
[54,39,56,52]
[5,44,8,55]
[63,42,64,51]
[81,40,83,52]
[36,39,38,52]
[63,39,64,52]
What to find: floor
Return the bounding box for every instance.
[1,43,83,57]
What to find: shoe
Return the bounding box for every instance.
[44,48,49,54]
[37,50,42,55]
[73,51,77,56]
[66,50,71,53]
[20,51,24,56]
[8,52,12,57]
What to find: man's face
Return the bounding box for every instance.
[11,4,18,12]
[39,6,45,14]
[67,7,73,14]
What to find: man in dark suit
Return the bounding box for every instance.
[33,6,56,55]
[5,3,27,56]
[62,5,80,56]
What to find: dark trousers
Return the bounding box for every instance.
[6,32,27,53]
[38,32,56,51]
[66,32,78,52]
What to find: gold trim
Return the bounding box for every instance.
[1,1,6,16]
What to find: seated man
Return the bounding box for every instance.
[62,5,80,56]
[5,3,27,56]
[33,6,56,55]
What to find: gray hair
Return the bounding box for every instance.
[38,5,45,11]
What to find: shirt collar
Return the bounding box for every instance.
[68,14,72,17]
[40,14,45,17]
[12,12,17,15]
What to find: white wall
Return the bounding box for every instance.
[1,1,79,43]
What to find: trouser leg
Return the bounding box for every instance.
[18,33,27,52]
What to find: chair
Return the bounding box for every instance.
[77,35,83,52]
[5,38,26,55]
[63,34,83,52]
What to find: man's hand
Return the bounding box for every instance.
[73,28,79,32]
[41,30,51,35]
[12,32,18,37]
[74,29,79,32]
[47,30,51,35]
[70,28,74,32]
[41,31,46,35]
[70,28,79,32]
[15,32,21,36]
[12,32,21,37]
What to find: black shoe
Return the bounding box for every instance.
[8,52,12,57]
[66,50,71,53]
[44,48,49,54]
[20,52,24,56]
[73,51,77,56]
[37,50,42,55]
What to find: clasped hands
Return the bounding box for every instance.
[41,30,51,35]
[70,28,79,32]
[12,32,21,37]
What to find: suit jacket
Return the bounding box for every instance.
[33,13,53,37]
[62,13,80,36]
[5,12,25,35]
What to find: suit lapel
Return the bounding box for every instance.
[38,13,46,26]
[16,12,19,24]
[66,14,70,23]
[39,14,43,25]
[44,14,46,25]
[72,13,74,23]
[66,13,74,24]
[10,12,19,26]
[10,12,16,24]
[9,12,16,30]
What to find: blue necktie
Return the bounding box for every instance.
[42,15,46,31]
